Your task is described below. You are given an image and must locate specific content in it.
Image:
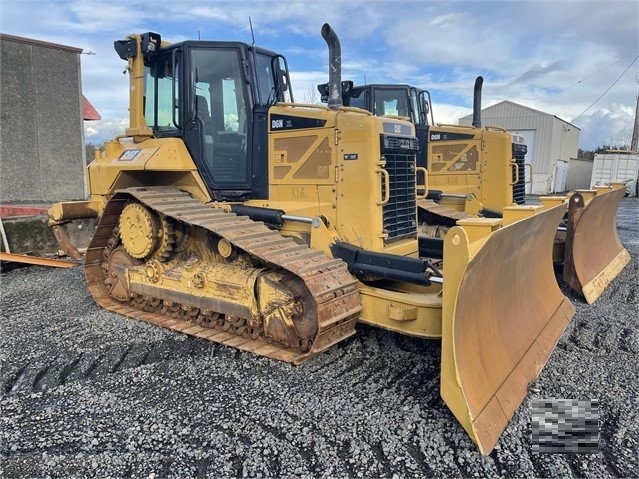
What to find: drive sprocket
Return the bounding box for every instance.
[118,202,175,261]
[119,203,158,259]
[151,214,175,262]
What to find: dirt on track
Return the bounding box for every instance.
[1,198,637,478]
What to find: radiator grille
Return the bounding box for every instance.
[380,135,419,242]
[512,141,527,205]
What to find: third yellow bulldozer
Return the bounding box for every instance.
[50,24,576,454]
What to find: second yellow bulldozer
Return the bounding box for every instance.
[50,25,576,454]
[320,77,630,304]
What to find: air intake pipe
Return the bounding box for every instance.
[321,23,342,110]
[472,76,483,128]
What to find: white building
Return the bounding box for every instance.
[459,100,580,195]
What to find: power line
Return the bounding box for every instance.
[557,55,635,94]
[572,56,638,123]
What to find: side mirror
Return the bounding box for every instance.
[280,72,288,92]
[422,98,430,116]
[272,55,293,102]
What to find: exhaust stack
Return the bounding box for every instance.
[321,23,342,110]
[472,76,483,128]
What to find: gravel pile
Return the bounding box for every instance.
[1,198,637,478]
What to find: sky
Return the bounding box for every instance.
[1,0,637,151]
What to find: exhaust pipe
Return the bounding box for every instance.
[472,76,483,128]
[321,23,342,110]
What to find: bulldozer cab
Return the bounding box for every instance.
[122,34,293,201]
[321,82,430,126]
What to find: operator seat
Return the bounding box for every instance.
[196,95,215,135]
[196,95,216,170]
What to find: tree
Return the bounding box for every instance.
[594,144,630,153]
[303,86,320,104]
[577,148,594,161]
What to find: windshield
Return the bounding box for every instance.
[373,88,411,120]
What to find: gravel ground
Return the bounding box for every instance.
[1,198,637,478]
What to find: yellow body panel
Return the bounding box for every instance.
[427,125,517,213]
[87,137,211,203]
[358,283,442,337]
[263,104,419,255]
[49,137,211,227]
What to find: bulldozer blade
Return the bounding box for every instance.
[563,185,631,304]
[440,201,575,454]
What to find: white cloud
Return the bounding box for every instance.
[2,0,636,150]
[84,126,99,137]
[435,103,473,126]
[290,71,330,103]
[84,118,129,143]
[573,105,635,150]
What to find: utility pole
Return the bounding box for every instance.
[632,91,639,151]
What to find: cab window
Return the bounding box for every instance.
[348,89,368,110]
[255,53,276,105]
[190,48,248,184]
[373,89,410,118]
[144,54,180,131]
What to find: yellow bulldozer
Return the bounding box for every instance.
[319,77,630,304]
[50,24,576,454]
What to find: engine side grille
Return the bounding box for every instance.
[512,141,527,205]
[380,135,419,242]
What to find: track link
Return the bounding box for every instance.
[84,187,362,364]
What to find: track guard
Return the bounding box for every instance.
[440,201,575,454]
[563,185,631,303]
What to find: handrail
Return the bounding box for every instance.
[524,163,534,184]
[434,123,506,132]
[376,168,391,205]
[275,102,373,116]
[509,161,520,185]
[416,167,429,199]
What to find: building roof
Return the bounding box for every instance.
[82,95,101,121]
[460,100,581,130]
[0,33,83,54]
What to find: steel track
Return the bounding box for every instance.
[85,187,362,364]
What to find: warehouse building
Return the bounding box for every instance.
[0,33,99,203]
[459,100,580,195]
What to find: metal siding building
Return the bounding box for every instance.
[459,100,580,194]
[0,33,87,202]
[566,158,594,191]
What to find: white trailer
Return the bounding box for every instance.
[591,152,639,196]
